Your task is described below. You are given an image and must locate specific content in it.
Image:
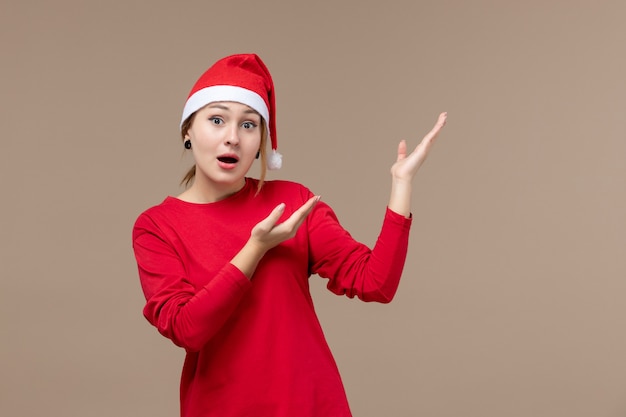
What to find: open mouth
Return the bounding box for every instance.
[217,156,239,164]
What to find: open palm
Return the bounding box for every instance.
[390,112,447,182]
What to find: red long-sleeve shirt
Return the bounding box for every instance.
[132,178,412,417]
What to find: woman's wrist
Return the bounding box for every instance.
[230,240,268,280]
[388,177,412,218]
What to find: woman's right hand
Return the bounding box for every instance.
[250,195,320,250]
[230,195,321,278]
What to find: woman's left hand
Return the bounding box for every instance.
[387,112,447,217]
[390,112,447,183]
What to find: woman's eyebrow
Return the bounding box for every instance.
[207,103,259,116]
[207,103,229,110]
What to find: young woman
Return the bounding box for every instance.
[132,53,447,417]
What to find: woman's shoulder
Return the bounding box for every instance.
[138,196,181,214]
[132,196,187,230]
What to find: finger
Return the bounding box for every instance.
[291,195,320,221]
[436,111,448,126]
[281,196,320,230]
[397,140,407,162]
[257,203,286,231]
[412,112,448,153]
[425,112,448,142]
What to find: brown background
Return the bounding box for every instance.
[1,1,625,416]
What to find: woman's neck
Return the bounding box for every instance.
[177,178,247,203]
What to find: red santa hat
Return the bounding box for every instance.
[180,53,282,170]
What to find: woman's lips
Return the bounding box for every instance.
[217,154,239,169]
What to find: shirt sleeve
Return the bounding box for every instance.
[307,201,413,303]
[132,213,252,352]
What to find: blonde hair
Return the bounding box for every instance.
[180,113,268,193]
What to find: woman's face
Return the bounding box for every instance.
[185,101,262,196]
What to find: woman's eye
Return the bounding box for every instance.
[208,117,223,125]
[242,121,257,129]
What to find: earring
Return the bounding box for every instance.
[255,150,260,159]
[184,140,192,149]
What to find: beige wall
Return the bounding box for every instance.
[2,1,625,416]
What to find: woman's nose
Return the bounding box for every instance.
[225,126,239,146]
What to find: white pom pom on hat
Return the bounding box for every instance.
[181,53,283,170]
